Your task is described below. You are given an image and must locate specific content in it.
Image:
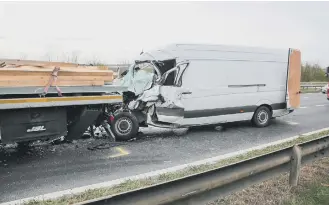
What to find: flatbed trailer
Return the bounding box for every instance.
[0,85,140,144]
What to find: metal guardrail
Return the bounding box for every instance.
[105,64,130,72]
[300,82,326,89]
[301,82,327,85]
[301,85,323,89]
[76,135,329,205]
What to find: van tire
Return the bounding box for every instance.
[252,106,272,128]
[110,112,139,141]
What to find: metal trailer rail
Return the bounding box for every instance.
[76,135,329,205]
[0,95,123,109]
[0,85,127,95]
[0,85,127,109]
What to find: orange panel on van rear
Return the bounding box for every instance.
[288,49,301,108]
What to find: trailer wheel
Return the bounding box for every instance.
[110,112,139,141]
[252,106,272,128]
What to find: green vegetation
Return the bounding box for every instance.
[285,178,329,205]
[301,63,327,82]
[24,129,329,205]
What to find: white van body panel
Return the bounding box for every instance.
[136,43,297,127]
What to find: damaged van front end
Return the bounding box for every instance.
[116,58,190,129]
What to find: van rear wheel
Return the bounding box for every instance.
[252,106,272,128]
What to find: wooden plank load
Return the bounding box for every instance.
[0,59,117,87]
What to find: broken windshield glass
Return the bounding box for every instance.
[120,63,157,96]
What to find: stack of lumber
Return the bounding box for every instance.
[0,59,118,87]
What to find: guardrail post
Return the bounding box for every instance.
[289,145,302,186]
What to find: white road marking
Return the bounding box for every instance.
[299,106,307,109]
[316,104,325,107]
[304,97,309,99]
[285,121,299,125]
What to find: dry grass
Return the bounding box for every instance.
[211,157,329,205]
[24,130,329,205]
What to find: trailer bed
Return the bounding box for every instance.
[0,85,127,95]
[0,95,123,109]
[0,84,127,109]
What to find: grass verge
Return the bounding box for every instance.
[211,156,329,205]
[25,129,329,205]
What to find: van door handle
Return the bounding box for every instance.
[182,92,192,95]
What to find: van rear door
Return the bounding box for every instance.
[286,49,301,109]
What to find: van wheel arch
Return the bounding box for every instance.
[259,104,273,114]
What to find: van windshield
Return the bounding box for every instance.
[119,62,157,95]
[135,62,157,74]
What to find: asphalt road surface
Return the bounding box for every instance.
[1,93,329,203]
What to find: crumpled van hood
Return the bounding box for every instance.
[117,65,155,96]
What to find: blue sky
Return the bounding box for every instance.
[0,1,328,66]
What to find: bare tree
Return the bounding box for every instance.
[87,55,104,66]
[44,51,54,62]
[70,50,80,64]
[19,53,28,60]
[119,59,132,65]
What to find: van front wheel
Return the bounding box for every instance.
[252,106,272,128]
[110,112,139,141]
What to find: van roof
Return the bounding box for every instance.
[138,43,292,63]
[163,43,290,54]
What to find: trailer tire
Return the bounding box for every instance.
[252,106,272,128]
[110,111,139,141]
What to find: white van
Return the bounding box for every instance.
[113,44,301,139]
